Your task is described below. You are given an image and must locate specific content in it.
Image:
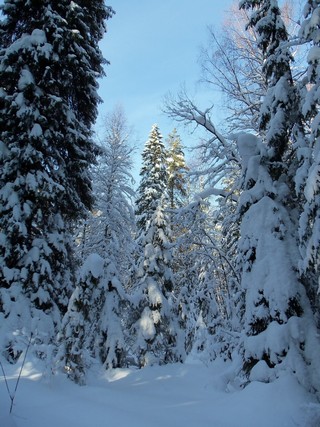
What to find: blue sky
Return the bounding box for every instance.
[97,0,234,176]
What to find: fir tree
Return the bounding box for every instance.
[57,254,106,385]
[132,203,183,366]
[240,0,298,161]
[135,124,168,232]
[236,1,320,393]
[98,258,128,370]
[298,0,320,320]
[0,0,113,359]
[57,252,128,383]
[166,129,188,210]
[133,125,183,365]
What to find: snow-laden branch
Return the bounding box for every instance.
[195,186,238,203]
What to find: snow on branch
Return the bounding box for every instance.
[194,186,238,203]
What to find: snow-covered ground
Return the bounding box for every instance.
[1,356,319,427]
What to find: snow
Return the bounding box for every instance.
[137,307,156,340]
[235,133,260,170]
[5,29,52,59]
[0,357,318,427]
[30,123,43,138]
[0,141,9,160]
[307,46,320,64]
[147,281,163,307]
[249,360,275,383]
[80,253,105,279]
[18,69,34,90]
[305,156,320,202]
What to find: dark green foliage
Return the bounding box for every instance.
[135,124,168,231]
[0,0,113,357]
[166,129,188,210]
[240,0,298,161]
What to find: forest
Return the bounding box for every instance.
[0,0,319,425]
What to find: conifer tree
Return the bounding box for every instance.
[135,125,168,232]
[0,0,113,359]
[57,254,106,385]
[57,253,128,383]
[98,258,128,370]
[236,0,320,392]
[132,203,183,366]
[297,0,320,318]
[133,125,183,365]
[166,129,189,209]
[240,0,298,161]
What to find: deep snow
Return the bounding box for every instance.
[1,356,319,427]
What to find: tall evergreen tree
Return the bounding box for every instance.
[132,203,184,366]
[297,0,320,320]
[135,124,168,232]
[166,129,188,210]
[57,254,106,385]
[132,125,183,365]
[57,253,128,384]
[0,0,113,359]
[236,0,320,393]
[240,0,298,161]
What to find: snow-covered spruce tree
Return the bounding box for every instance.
[297,1,320,322]
[57,253,128,383]
[57,254,105,385]
[240,0,298,161]
[165,129,189,290]
[98,258,128,370]
[132,125,183,366]
[166,129,189,210]
[135,124,168,231]
[236,0,320,393]
[0,1,113,360]
[132,202,184,366]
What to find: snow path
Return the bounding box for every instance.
[0,359,317,427]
